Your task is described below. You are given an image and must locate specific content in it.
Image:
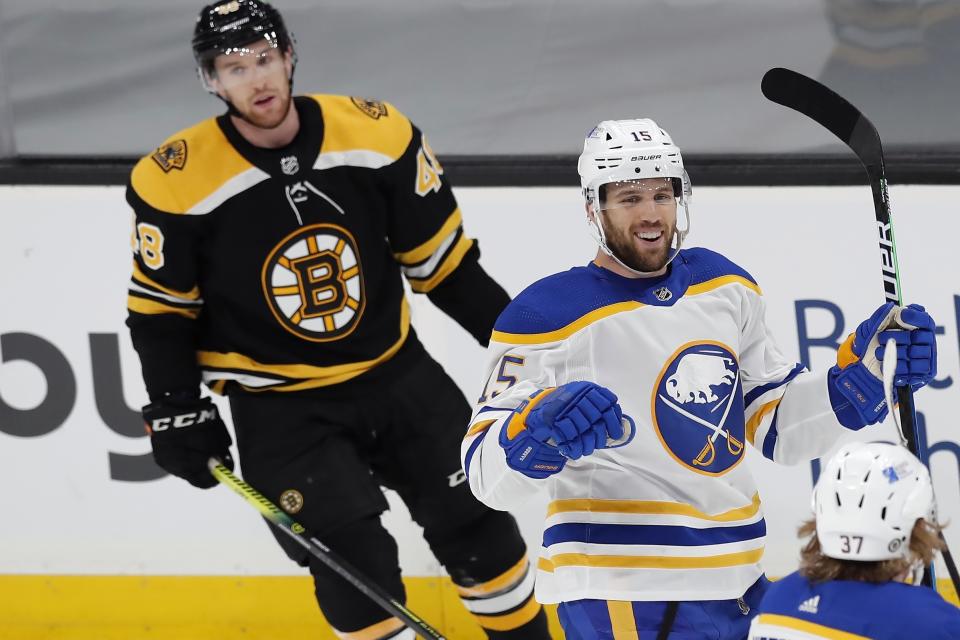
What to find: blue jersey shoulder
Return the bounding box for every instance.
[681,247,758,288]
[760,571,960,639]
[494,266,613,335]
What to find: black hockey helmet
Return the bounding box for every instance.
[192,0,296,81]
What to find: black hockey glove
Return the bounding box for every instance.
[143,393,234,489]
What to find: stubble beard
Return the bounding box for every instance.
[238,90,292,129]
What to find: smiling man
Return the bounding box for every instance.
[123,2,551,639]
[461,119,939,639]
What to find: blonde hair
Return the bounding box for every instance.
[798,518,945,583]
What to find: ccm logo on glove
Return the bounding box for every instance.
[147,407,219,433]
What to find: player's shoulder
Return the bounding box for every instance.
[310,94,414,163]
[680,247,762,295]
[492,266,628,340]
[129,116,258,215]
[758,570,808,605]
[869,582,960,637]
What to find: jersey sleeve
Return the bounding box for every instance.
[461,303,565,510]
[125,169,205,400]
[740,290,847,465]
[380,117,509,344]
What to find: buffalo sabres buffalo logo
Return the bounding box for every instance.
[151,140,187,172]
[350,97,389,119]
[261,223,365,342]
[652,341,745,475]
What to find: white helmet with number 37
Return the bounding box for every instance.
[814,441,935,563]
[577,119,692,271]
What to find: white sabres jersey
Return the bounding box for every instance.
[462,248,851,604]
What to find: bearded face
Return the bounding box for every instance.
[595,178,679,273]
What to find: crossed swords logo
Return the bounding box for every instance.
[658,371,744,466]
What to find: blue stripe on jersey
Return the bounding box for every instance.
[743,363,805,408]
[463,428,489,479]
[476,405,512,415]
[542,519,766,548]
[761,409,780,461]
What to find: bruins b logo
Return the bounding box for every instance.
[351,97,388,119]
[262,224,365,342]
[151,140,187,172]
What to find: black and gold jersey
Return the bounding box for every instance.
[126,95,507,398]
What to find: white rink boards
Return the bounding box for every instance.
[0,183,958,583]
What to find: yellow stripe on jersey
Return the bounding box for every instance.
[755,614,871,640]
[607,601,640,640]
[456,556,529,598]
[472,595,541,631]
[547,492,761,521]
[198,299,410,389]
[537,557,555,573]
[493,301,646,345]
[491,274,761,345]
[465,419,497,438]
[127,294,201,320]
[334,616,404,640]
[746,398,782,445]
[131,261,201,301]
[313,95,412,163]
[686,275,762,297]
[542,547,764,571]
[406,236,474,293]
[131,118,256,214]
[393,208,463,265]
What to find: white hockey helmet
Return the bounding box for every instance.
[813,441,935,562]
[577,119,692,272]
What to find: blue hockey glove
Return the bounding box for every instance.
[499,381,624,479]
[829,302,937,428]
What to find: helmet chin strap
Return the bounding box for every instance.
[587,206,688,277]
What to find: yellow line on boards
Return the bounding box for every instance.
[0,575,955,639]
[0,575,564,640]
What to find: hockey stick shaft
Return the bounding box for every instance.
[208,459,447,639]
[761,67,960,592]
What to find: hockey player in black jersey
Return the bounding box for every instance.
[126,2,550,638]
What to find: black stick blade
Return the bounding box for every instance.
[761,67,882,173]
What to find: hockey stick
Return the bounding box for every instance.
[208,458,447,639]
[883,341,960,592]
[761,67,960,593]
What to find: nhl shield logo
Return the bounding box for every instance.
[653,286,672,302]
[351,97,389,119]
[280,155,299,175]
[652,341,745,476]
[151,140,187,173]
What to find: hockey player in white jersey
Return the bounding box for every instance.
[749,441,960,639]
[461,119,938,639]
